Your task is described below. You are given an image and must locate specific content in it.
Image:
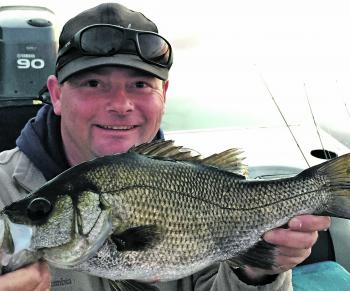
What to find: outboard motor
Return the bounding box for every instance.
[0,5,56,103]
[0,6,57,151]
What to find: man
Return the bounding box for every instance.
[0,3,330,291]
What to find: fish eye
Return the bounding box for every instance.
[27,197,52,221]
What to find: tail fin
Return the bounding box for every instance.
[317,153,350,219]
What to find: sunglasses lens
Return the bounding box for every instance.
[59,25,172,68]
[138,33,171,65]
[81,26,124,55]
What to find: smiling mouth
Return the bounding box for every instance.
[97,125,138,130]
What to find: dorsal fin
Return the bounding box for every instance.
[129,140,200,160]
[129,140,248,177]
[202,148,248,176]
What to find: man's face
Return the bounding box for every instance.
[48,66,168,166]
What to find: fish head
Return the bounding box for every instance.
[0,188,113,272]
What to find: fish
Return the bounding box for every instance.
[0,139,350,283]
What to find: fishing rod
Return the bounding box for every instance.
[343,97,350,119]
[258,72,311,167]
[336,80,350,120]
[303,83,330,160]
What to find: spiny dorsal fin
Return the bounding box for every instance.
[129,140,248,176]
[129,140,200,160]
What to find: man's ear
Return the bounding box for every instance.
[163,80,169,103]
[47,75,62,116]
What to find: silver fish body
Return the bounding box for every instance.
[0,140,349,282]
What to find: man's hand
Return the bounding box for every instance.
[238,215,331,285]
[0,262,51,291]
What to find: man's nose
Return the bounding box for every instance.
[106,89,134,114]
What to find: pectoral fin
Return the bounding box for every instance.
[111,225,162,252]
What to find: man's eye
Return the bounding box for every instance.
[134,81,147,88]
[86,80,99,87]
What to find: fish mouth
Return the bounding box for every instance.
[0,215,37,272]
[96,124,139,131]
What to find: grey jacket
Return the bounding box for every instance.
[0,148,292,291]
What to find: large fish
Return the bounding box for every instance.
[0,140,349,284]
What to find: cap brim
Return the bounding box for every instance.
[57,54,169,83]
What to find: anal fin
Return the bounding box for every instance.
[109,280,160,291]
[227,240,277,270]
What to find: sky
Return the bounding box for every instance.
[2,0,350,134]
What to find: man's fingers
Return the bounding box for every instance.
[0,262,51,291]
[271,246,312,271]
[36,262,51,291]
[263,228,318,249]
[288,215,331,232]
[246,215,329,279]
[276,246,312,258]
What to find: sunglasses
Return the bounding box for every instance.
[57,24,173,69]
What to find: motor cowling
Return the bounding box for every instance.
[0,6,56,104]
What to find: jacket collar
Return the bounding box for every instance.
[12,149,46,193]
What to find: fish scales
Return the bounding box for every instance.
[69,152,331,279]
[0,140,349,282]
